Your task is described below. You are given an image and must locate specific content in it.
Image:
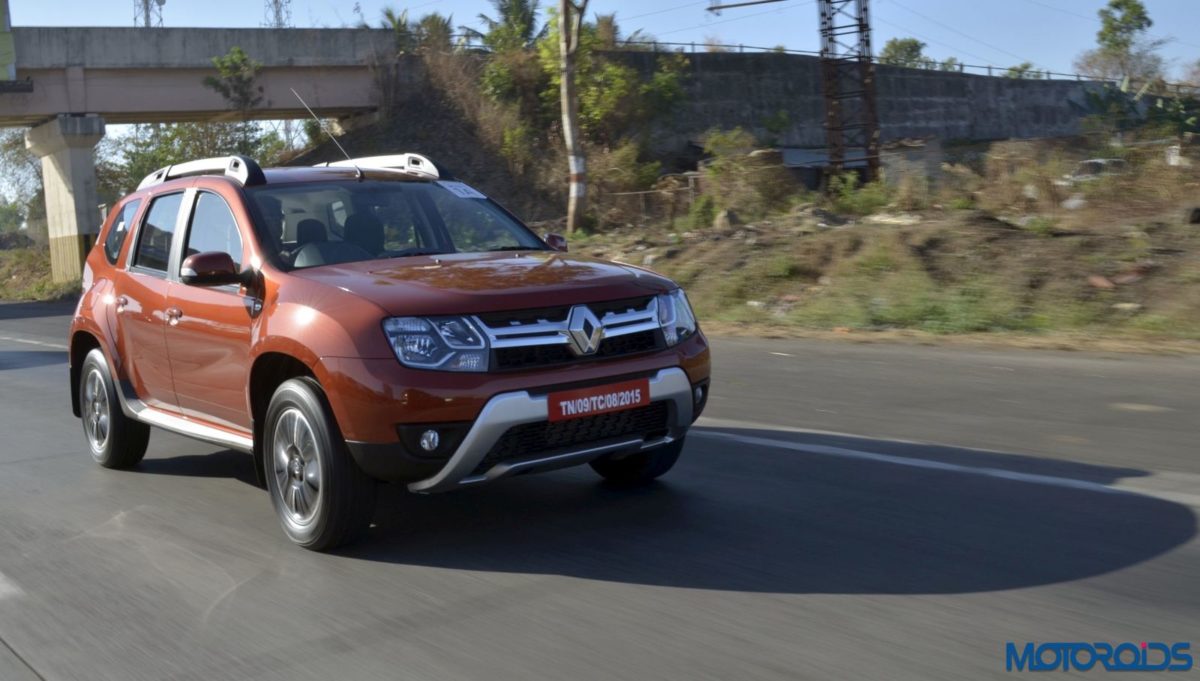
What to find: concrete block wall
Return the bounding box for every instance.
[610,52,1102,151]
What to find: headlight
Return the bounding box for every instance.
[383,316,489,372]
[657,289,697,346]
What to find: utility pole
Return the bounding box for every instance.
[559,0,589,234]
[264,0,292,29]
[707,0,880,181]
[133,0,164,28]
[818,0,879,180]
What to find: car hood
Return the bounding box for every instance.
[290,251,677,317]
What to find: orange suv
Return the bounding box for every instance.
[69,154,711,550]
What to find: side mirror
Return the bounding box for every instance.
[180,251,245,287]
[543,232,568,252]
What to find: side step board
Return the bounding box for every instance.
[117,380,254,453]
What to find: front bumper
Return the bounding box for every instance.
[375,367,696,493]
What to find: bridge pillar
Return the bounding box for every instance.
[25,114,105,283]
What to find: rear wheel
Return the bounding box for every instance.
[80,349,150,469]
[264,377,376,551]
[590,437,685,486]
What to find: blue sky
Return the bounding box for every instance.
[7,0,1200,77]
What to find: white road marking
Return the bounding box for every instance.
[1109,402,1174,413]
[0,571,23,600]
[769,352,794,357]
[694,426,1200,508]
[0,335,68,350]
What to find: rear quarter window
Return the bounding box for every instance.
[103,199,142,265]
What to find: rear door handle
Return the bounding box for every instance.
[166,307,182,325]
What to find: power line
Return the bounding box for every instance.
[656,0,813,39]
[873,16,1000,67]
[887,0,1047,70]
[1015,0,1200,52]
[622,1,710,23]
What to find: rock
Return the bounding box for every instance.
[818,275,834,286]
[681,231,699,239]
[642,254,658,267]
[662,248,681,259]
[746,300,766,309]
[1061,193,1086,210]
[1112,302,1143,312]
[1186,207,1200,225]
[866,213,921,226]
[713,209,741,230]
[1087,275,1116,290]
[778,294,804,303]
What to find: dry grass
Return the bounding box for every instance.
[0,247,80,302]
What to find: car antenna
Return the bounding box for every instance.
[290,87,363,181]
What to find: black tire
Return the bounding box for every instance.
[79,348,150,469]
[590,437,685,486]
[264,377,376,551]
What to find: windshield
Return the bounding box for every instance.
[246,180,547,270]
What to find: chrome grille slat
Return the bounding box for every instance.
[473,297,659,350]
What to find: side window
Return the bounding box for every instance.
[184,193,244,269]
[104,199,142,265]
[133,193,183,273]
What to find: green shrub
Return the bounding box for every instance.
[689,194,716,229]
[700,127,798,218]
[829,173,891,215]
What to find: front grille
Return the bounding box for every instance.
[492,328,660,371]
[472,401,670,475]
[476,296,662,371]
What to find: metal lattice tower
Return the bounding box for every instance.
[133,0,163,27]
[264,0,292,28]
[818,0,879,180]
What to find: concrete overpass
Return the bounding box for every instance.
[1,25,410,281]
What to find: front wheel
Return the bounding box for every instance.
[264,377,376,551]
[80,348,149,469]
[590,437,685,486]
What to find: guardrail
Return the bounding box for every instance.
[444,34,1198,95]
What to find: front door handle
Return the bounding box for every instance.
[115,295,128,312]
[166,307,182,326]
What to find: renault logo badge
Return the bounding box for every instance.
[566,306,603,356]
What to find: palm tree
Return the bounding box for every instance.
[460,0,547,52]
[379,7,417,54]
[415,12,454,52]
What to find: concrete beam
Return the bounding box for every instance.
[25,114,104,283]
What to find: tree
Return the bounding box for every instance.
[415,12,454,52]
[378,7,417,53]
[1098,0,1151,54]
[558,0,589,234]
[879,38,928,68]
[1074,0,1163,83]
[0,198,24,234]
[202,46,265,153]
[1005,62,1036,79]
[939,57,962,72]
[462,0,546,52]
[592,12,651,50]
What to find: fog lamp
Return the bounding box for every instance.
[419,430,440,452]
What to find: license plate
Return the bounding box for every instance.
[547,378,651,422]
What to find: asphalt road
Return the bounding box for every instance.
[1,300,1198,680]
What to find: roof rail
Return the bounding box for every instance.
[137,155,266,190]
[313,153,449,180]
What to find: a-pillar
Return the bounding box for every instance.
[25,114,106,283]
